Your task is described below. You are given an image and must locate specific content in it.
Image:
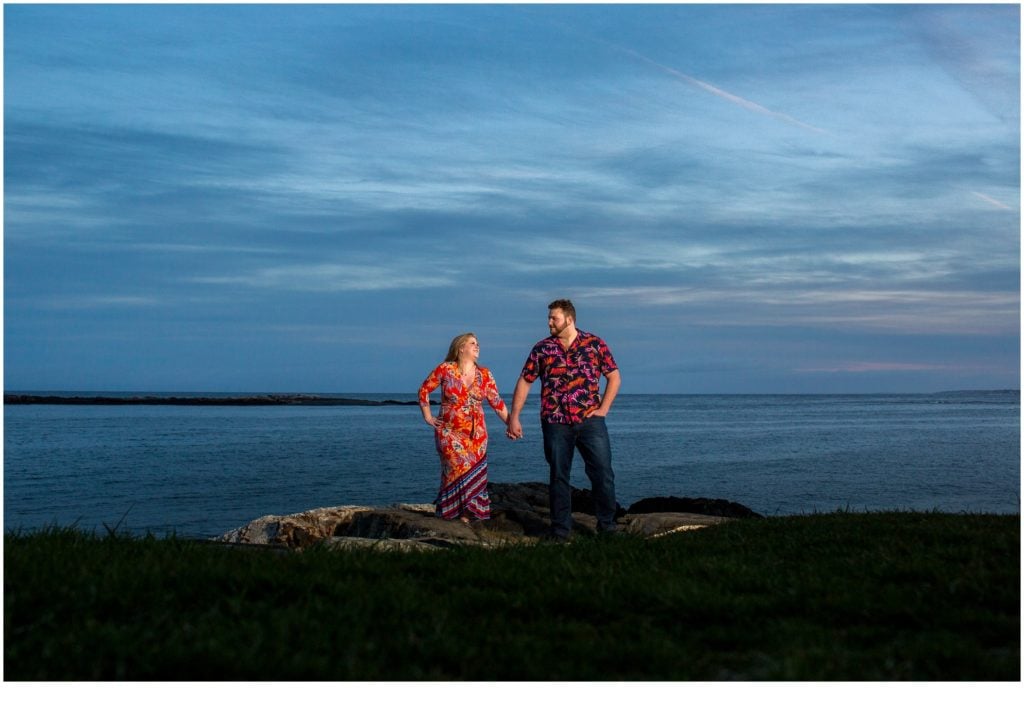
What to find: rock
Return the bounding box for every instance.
[623,512,729,537]
[627,496,764,519]
[570,486,628,520]
[216,505,375,549]
[214,482,757,551]
[486,481,626,535]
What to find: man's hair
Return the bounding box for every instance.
[548,299,576,321]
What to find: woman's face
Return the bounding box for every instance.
[460,337,480,361]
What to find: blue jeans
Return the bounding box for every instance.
[542,416,617,537]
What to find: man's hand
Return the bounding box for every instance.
[506,415,524,440]
[506,376,532,440]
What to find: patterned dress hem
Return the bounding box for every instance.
[435,456,491,521]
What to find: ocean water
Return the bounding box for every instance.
[3,391,1020,538]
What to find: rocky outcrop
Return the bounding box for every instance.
[628,495,763,520]
[215,482,760,552]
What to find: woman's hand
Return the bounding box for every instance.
[506,415,524,440]
[422,410,442,428]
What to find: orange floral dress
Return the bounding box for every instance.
[418,362,507,520]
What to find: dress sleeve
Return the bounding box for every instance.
[418,364,445,407]
[482,368,507,413]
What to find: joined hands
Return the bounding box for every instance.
[505,416,524,440]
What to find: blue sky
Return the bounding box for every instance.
[3,2,1020,394]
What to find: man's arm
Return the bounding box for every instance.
[505,376,533,439]
[591,369,621,418]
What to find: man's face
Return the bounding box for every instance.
[548,309,571,336]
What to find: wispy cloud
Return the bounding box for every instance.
[192,263,456,293]
[128,243,283,255]
[500,237,975,287]
[908,4,1020,125]
[797,361,974,374]
[31,295,164,311]
[576,286,1018,335]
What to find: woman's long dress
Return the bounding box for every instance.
[419,362,507,520]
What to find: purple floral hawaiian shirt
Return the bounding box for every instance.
[520,330,618,425]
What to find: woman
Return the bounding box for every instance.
[419,333,509,523]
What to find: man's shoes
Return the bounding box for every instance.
[540,532,572,543]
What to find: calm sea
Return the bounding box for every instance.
[3,391,1020,538]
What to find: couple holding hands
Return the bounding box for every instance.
[418,299,621,541]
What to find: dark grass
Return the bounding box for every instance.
[4,512,1019,680]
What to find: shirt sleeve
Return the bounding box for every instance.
[597,338,618,376]
[520,344,542,382]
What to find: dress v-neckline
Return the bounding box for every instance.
[457,364,477,391]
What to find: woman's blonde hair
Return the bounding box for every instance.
[444,333,477,363]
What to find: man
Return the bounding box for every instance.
[507,299,621,540]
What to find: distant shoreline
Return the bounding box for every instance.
[3,390,1017,407]
[3,394,425,407]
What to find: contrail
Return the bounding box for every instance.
[971,191,1013,211]
[521,8,828,135]
[611,42,828,135]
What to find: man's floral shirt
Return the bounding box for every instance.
[520,330,618,425]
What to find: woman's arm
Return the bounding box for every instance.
[419,365,444,427]
[483,369,510,424]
